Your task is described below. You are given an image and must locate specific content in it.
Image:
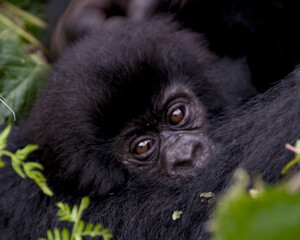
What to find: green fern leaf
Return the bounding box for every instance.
[0,124,11,151]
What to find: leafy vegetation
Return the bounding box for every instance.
[39,197,113,240]
[0,0,49,124]
[0,124,53,196]
[211,165,300,240]
[6,0,45,18]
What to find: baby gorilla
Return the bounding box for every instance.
[6,18,249,192]
[27,18,250,194]
[0,18,256,239]
[1,17,299,240]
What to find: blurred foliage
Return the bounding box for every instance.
[7,0,45,18]
[211,169,300,240]
[0,1,49,124]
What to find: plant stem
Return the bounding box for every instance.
[286,143,300,154]
[281,157,300,175]
[1,1,47,28]
[70,199,86,240]
[0,150,14,158]
[0,12,48,54]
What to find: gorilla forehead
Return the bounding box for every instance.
[49,19,218,135]
[54,18,215,92]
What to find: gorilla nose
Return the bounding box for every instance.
[162,134,204,177]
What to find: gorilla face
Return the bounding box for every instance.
[116,83,214,184]
[27,18,253,196]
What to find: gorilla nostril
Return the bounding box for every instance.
[107,6,126,18]
[193,143,203,155]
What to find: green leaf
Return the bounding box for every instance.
[0,124,11,151]
[56,202,64,209]
[2,0,45,19]
[81,196,90,209]
[20,160,53,196]
[211,170,300,240]
[53,228,61,240]
[46,229,54,240]
[70,205,79,222]
[14,144,38,161]
[0,126,52,195]
[1,1,46,28]
[10,155,25,178]
[57,202,74,222]
[172,210,183,220]
[0,39,49,124]
[84,223,94,233]
[47,198,113,240]
[0,158,5,167]
[101,229,113,240]
[92,224,102,234]
[23,161,43,172]
[74,235,82,240]
[75,220,85,235]
[81,222,112,239]
[36,180,54,197]
[61,229,70,240]
[0,21,24,46]
[25,170,46,180]
[39,228,70,240]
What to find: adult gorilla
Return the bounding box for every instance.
[49,0,300,93]
[0,19,299,239]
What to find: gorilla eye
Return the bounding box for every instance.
[135,139,154,155]
[169,107,185,124]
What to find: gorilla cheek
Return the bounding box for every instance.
[160,132,214,178]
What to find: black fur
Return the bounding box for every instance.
[166,0,300,92]
[0,18,300,239]
[49,0,300,92]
